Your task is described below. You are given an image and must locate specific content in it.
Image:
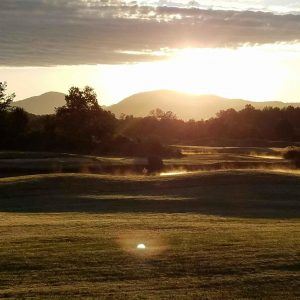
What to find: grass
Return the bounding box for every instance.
[0,213,299,299]
[0,170,299,217]
[0,148,299,298]
[0,151,143,177]
[0,147,293,177]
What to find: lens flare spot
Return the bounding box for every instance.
[137,243,146,250]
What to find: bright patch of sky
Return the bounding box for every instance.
[5,43,300,104]
[129,0,300,14]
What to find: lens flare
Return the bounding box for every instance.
[137,243,146,249]
[117,231,168,257]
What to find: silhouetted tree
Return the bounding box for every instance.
[147,156,164,173]
[62,86,99,112]
[4,107,29,148]
[9,107,29,134]
[149,108,177,120]
[275,118,294,140]
[0,82,16,148]
[0,82,15,112]
[3,83,300,154]
[55,86,116,153]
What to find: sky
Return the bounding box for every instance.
[1,0,300,104]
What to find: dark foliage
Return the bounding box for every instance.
[1,85,178,158]
[147,156,164,173]
[284,149,300,160]
[0,83,28,149]
[118,105,300,146]
[283,148,300,167]
[2,83,300,157]
[55,87,117,153]
[0,82,15,112]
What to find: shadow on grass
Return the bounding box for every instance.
[0,171,299,218]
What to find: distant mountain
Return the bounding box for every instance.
[14,90,300,119]
[14,92,65,115]
[107,90,300,120]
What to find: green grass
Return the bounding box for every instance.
[0,148,299,298]
[0,170,299,217]
[0,151,143,178]
[0,148,293,178]
[0,212,299,299]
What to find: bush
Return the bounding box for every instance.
[283,148,300,160]
[283,148,300,168]
[147,156,164,173]
[109,135,182,158]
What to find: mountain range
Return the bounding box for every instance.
[14,92,66,115]
[14,90,300,120]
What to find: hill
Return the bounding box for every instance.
[14,90,300,119]
[108,90,300,120]
[0,149,299,298]
[14,92,65,115]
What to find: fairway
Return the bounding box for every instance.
[0,153,300,299]
[0,212,299,299]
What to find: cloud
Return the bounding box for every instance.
[1,0,300,66]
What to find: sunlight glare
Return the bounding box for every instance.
[137,243,146,249]
[91,44,292,104]
[163,46,286,100]
[160,171,188,176]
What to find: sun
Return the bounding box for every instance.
[91,44,290,106]
[161,46,285,100]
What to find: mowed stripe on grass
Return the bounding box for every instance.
[0,170,299,298]
[0,213,299,298]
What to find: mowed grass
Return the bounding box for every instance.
[0,213,299,299]
[1,170,300,218]
[0,170,299,298]
[0,147,293,178]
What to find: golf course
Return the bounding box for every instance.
[0,147,299,299]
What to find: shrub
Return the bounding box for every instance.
[147,156,164,173]
[283,148,300,167]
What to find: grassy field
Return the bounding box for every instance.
[0,149,299,299]
[0,147,294,177]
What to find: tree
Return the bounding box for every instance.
[275,118,294,140]
[9,107,29,134]
[149,108,177,120]
[55,86,116,153]
[0,82,16,148]
[0,82,15,112]
[61,86,99,112]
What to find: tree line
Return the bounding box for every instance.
[1,82,299,158]
[0,83,180,157]
[119,105,299,147]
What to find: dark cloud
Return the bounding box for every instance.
[1,0,300,66]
